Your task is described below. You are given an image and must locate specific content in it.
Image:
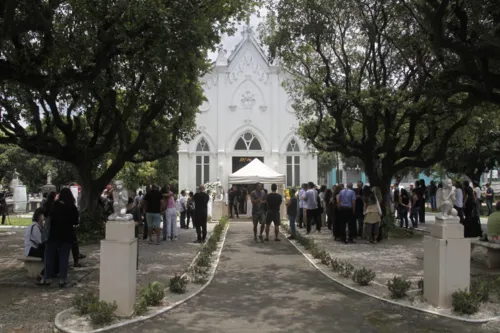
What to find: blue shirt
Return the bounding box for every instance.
[298,189,307,209]
[305,189,318,210]
[339,189,356,208]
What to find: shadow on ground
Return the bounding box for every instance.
[115,224,494,333]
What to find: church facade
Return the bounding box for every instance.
[178,28,318,192]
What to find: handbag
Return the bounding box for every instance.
[375,197,382,216]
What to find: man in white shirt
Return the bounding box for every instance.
[302,182,319,234]
[179,190,188,229]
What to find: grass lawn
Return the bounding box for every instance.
[2,217,32,226]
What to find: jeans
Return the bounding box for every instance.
[430,196,437,210]
[399,207,409,228]
[163,208,177,239]
[487,200,493,216]
[180,210,187,228]
[44,241,71,282]
[289,215,296,235]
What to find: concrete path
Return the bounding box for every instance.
[118,223,495,333]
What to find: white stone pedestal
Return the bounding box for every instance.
[424,215,470,308]
[99,220,137,317]
[212,201,224,220]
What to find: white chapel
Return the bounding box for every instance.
[178,27,318,192]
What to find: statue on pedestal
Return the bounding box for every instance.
[47,171,52,185]
[108,180,133,221]
[436,179,458,218]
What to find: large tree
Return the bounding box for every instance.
[0,0,256,215]
[402,0,500,105]
[263,0,474,203]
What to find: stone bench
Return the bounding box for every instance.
[471,239,500,269]
[17,256,44,278]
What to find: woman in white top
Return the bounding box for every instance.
[24,207,46,279]
[454,182,465,223]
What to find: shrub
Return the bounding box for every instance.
[330,258,343,272]
[169,275,189,294]
[387,276,412,299]
[192,275,209,285]
[352,268,376,286]
[72,292,98,315]
[134,297,148,316]
[452,289,481,315]
[320,253,331,266]
[417,278,424,292]
[339,262,354,278]
[196,252,211,267]
[471,281,491,303]
[88,300,117,326]
[140,281,165,306]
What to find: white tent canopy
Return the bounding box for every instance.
[228,159,285,184]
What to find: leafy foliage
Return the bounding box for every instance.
[352,268,376,286]
[262,0,475,201]
[403,0,500,105]
[140,282,165,306]
[134,297,148,316]
[452,289,481,315]
[338,262,355,279]
[0,0,258,213]
[169,275,189,294]
[88,300,117,326]
[471,280,491,303]
[387,276,412,299]
[72,292,99,315]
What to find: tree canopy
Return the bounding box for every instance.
[263,0,475,200]
[402,0,500,105]
[0,0,257,213]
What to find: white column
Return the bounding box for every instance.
[424,215,470,307]
[100,220,137,317]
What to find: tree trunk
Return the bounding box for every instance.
[76,163,108,225]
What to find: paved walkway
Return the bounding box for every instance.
[118,223,495,333]
[0,224,211,333]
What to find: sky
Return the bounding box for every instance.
[207,11,266,61]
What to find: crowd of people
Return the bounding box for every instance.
[24,189,85,287]
[129,184,210,245]
[236,178,499,245]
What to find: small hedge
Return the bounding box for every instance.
[452,288,481,315]
[387,276,412,299]
[140,281,165,306]
[352,268,376,286]
[169,275,189,294]
[88,300,117,326]
[73,292,99,315]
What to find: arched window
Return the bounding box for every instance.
[234,132,262,151]
[195,138,210,188]
[196,138,209,152]
[286,139,300,187]
[287,139,300,152]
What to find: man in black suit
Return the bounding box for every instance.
[193,184,210,243]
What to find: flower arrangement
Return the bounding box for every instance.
[204,180,222,195]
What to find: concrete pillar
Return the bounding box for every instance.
[99,220,137,317]
[424,215,470,307]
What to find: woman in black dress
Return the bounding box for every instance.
[463,180,482,238]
